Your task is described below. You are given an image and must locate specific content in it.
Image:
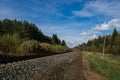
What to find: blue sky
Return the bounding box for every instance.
[0,0,120,47]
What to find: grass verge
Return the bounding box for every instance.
[85,52,120,80]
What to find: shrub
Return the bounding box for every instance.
[40,43,51,52]
[55,45,72,53]
[50,45,67,53]
[40,43,72,53]
[0,33,21,55]
[16,40,41,56]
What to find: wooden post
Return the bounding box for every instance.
[103,36,106,56]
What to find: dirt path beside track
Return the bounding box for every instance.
[65,51,102,80]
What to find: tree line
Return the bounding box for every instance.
[0,19,70,56]
[76,28,120,54]
[0,19,66,46]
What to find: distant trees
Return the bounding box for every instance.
[111,28,118,46]
[51,34,61,45]
[0,19,70,56]
[61,40,66,46]
[78,28,120,55]
[113,34,120,54]
[0,19,49,43]
[0,19,67,45]
[51,34,67,46]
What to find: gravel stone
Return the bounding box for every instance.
[0,52,77,80]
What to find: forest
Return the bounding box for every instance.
[76,28,120,54]
[0,19,71,56]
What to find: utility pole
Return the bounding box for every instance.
[103,36,106,56]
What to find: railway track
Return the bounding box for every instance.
[0,55,40,64]
[0,51,72,64]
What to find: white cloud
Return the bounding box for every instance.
[72,0,120,18]
[72,10,93,17]
[65,36,89,48]
[93,19,120,31]
[66,40,80,48]
[93,23,109,31]
[92,34,97,39]
[80,29,100,37]
[80,32,88,36]
[79,30,99,42]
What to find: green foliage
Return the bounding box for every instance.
[51,45,71,53]
[51,34,61,45]
[41,43,72,53]
[0,19,67,45]
[61,40,66,46]
[78,28,120,54]
[0,18,69,56]
[0,19,51,43]
[0,33,21,55]
[40,43,51,52]
[110,34,120,54]
[111,28,118,46]
[16,40,41,56]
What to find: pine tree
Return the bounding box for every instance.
[51,34,61,45]
[61,40,66,46]
[111,28,118,46]
[87,40,91,46]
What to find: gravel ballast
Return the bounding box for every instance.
[0,52,77,80]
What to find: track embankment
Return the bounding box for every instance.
[0,52,77,80]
